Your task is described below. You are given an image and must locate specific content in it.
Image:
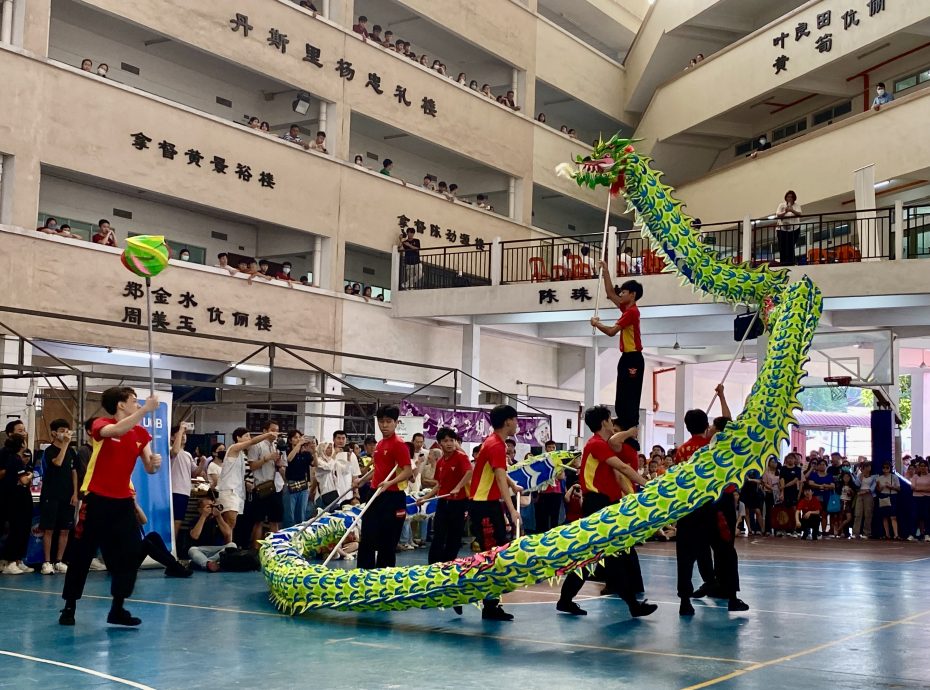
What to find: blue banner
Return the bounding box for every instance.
[134,397,173,554]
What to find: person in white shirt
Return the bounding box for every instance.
[332,430,361,507]
[206,442,225,489]
[245,420,285,548]
[169,425,207,546]
[775,190,803,266]
[315,442,338,509]
[216,428,276,531]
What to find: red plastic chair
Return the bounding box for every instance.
[642,250,667,275]
[833,244,861,263]
[528,257,549,282]
[571,258,593,280]
[807,248,832,264]
[550,265,570,280]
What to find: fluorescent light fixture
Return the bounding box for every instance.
[235,363,271,373]
[110,348,160,360]
[384,379,415,388]
[874,180,890,189]
[767,214,776,220]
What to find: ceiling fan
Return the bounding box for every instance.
[670,334,708,351]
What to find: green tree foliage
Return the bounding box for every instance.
[856,375,911,428]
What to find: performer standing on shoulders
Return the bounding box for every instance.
[469,405,522,621]
[590,260,644,428]
[357,405,413,569]
[60,387,161,627]
[556,406,656,618]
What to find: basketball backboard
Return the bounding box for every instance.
[802,328,894,388]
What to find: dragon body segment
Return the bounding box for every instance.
[261,137,823,614]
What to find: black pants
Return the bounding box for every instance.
[428,499,468,564]
[710,493,740,598]
[62,494,141,603]
[358,490,406,569]
[470,500,508,608]
[560,492,641,605]
[534,492,562,533]
[800,515,821,539]
[615,351,645,429]
[2,488,33,562]
[139,531,184,571]
[763,492,776,533]
[778,229,799,266]
[676,502,716,598]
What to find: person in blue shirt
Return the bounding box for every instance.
[872,82,894,110]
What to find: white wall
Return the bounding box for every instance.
[344,244,392,291]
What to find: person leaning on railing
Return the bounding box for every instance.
[775,191,802,266]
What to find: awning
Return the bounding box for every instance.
[795,411,872,428]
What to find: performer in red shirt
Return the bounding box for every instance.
[557,406,656,618]
[357,405,413,569]
[591,263,644,429]
[60,387,162,627]
[418,427,472,568]
[469,405,522,621]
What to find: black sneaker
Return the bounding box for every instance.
[165,564,193,578]
[453,605,463,615]
[691,583,713,599]
[107,608,142,626]
[482,605,514,621]
[679,600,695,616]
[556,599,587,616]
[728,598,750,612]
[628,600,658,617]
[58,607,75,626]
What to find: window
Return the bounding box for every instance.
[37,213,94,240]
[812,100,851,126]
[773,118,808,142]
[894,66,930,94]
[734,140,753,157]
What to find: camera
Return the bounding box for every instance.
[276,439,288,452]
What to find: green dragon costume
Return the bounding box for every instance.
[260,136,822,613]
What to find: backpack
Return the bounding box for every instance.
[218,547,261,572]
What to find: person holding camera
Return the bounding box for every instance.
[1,432,34,575]
[188,499,236,572]
[283,431,315,527]
[39,419,80,575]
[245,420,285,549]
[60,387,162,627]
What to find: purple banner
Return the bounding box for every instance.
[400,402,551,446]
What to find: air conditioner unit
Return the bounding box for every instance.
[480,391,505,406]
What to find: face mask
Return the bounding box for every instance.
[180,253,190,261]
[283,267,291,274]
[759,138,767,145]
[877,88,885,96]
[97,67,107,76]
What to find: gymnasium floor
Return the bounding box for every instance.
[1,538,928,690]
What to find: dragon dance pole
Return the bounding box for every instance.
[298,469,374,535]
[321,465,397,568]
[705,309,761,415]
[592,192,613,331]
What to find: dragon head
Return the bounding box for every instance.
[555,134,637,196]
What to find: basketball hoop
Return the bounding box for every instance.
[824,375,852,401]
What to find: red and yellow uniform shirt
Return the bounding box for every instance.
[435,450,472,500]
[616,303,642,353]
[372,434,412,491]
[82,417,152,499]
[580,435,622,502]
[470,433,507,501]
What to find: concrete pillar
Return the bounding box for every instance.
[320,376,344,442]
[742,215,752,263]
[607,225,618,279]
[332,102,351,162]
[460,321,480,408]
[490,237,502,287]
[911,369,929,457]
[854,164,880,261]
[0,335,34,444]
[894,200,904,261]
[674,363,694,447]
[1,0,13,45]
[583,338,601,424]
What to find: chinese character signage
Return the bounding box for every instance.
[131,133,276,189]
[771,1,885,75]
[120,281,273,334]
[228,12,440,118]
[397,214,485,249]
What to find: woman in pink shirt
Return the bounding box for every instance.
[909,459,930,542]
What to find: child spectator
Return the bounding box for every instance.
[797,487,823,540]
[92,219,117,247]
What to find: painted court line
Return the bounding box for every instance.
[0,586,754,666]
[680,607,930,690]
[0,650,156,690]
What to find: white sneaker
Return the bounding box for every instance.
[15,562,33,573]
[54,562,68,573]
[907,536,916,542]
[89,558,107,571]
[2,562,25,575]
[40,562,55,575]
[924,536,930,543]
